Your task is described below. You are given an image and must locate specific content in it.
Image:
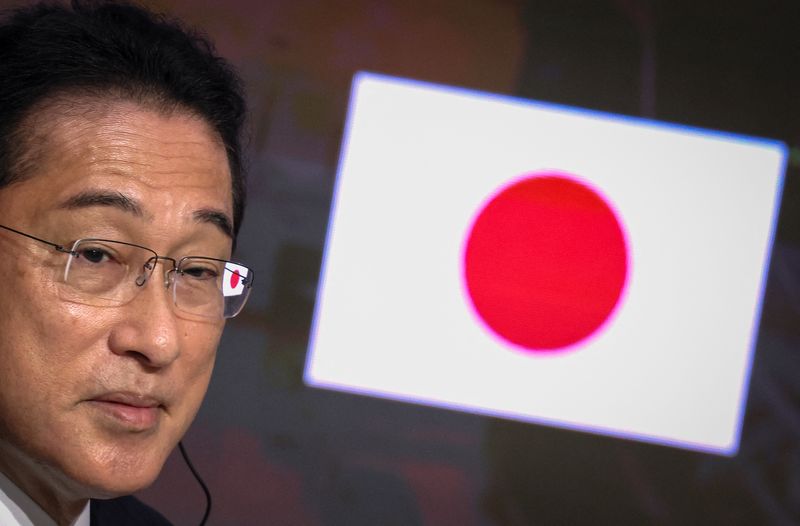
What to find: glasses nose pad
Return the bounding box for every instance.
[164,267,177,289]
[135,259,156,287]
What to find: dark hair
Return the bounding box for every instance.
[0,0,247,238]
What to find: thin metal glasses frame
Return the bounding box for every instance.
[0,223,253,318]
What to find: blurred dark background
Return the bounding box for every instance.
[6,0,800,524]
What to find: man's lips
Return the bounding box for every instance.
[86,392,166,431]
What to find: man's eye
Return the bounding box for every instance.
[182,266,218,280]
[79,248,112,264]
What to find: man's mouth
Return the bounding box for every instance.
[87,392,165,431]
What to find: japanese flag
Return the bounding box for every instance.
[223,263,248,297]
[304,72,786,456]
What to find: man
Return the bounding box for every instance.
[0,1,253,524]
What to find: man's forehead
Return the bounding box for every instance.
[14,94,227,178]
[0,98,234,240]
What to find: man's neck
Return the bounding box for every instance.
[0,470,89,526]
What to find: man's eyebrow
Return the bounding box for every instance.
[59,190,143,216]
[59,190,233,239]
[194,208,234,239]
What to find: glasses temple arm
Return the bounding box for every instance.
[0,224,75,254]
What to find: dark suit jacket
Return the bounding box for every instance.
[90,496,172,525]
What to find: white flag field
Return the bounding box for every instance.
[304,72,787,456]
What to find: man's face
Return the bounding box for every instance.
[0,98,233,499]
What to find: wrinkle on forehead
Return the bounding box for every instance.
[9,93,224,185]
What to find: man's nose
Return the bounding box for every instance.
[107,265,181,368]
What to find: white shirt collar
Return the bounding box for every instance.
[0,471,89,526]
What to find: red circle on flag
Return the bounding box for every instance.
[230,269,240,289]
[462,172,629,352]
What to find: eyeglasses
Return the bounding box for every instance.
[0,224,254,319]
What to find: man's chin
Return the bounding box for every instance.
[68,462,165,500]
[60,410,183,497]
[50,442,172,500]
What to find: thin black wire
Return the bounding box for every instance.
[178,441,212,526]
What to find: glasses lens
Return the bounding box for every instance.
[174,257,253,319]
[61,239,157,305]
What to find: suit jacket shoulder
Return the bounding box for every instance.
[90,496,172,526]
